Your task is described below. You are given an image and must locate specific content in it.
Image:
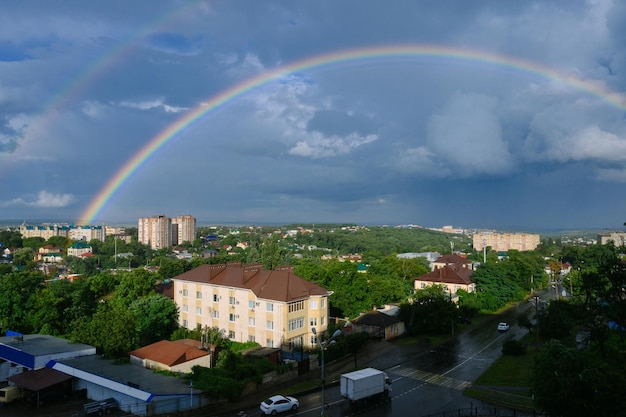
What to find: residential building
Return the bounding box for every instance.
[414,253,475,299]
[19,222,70,240]
[473,232,540,252]
[67,241,92,257]
[171,263,332,350]
[129,339,211,373]
[431,254,472,271]
[36,245,63,262]
[350,306,405,340]
[138,215,172,250]
[171,215,196,246]
[18,222,105,242]
[69,225,105,242]
[597,232,626,246]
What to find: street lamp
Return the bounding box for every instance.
[533,295,540,350]
[312,327,341,416]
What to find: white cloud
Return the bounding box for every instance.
[288,132,378,158]
[546,125,626,162]
[117,98,187,113]
[1,191,73,208]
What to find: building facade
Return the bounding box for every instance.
[597,232,626,246]
[473,232,540,252]
[171,263,332,350]
[18,222,105,242]
[171,215,196,246]
[138,215,172,250]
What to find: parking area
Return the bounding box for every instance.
[0,397,130,417]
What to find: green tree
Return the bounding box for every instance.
[70,302,138,357]
[532,340,604,417]
[0,271,45,332]
[12,247,37,271]
[128,295,179,346]
[113,269,156,306]
[399,285,456,334]
[0,230,23,248]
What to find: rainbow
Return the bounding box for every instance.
[1,1,201,177]
[77,44,626,225]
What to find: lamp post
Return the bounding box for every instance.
[312,327,341,416]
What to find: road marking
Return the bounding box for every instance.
[393,367,472,390]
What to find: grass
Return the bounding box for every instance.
[464,334,541,412]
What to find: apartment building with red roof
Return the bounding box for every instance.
[171,263,332,350]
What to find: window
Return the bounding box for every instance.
[212,310,219,319]
[266,339,274,348]
[267,320,274,330]
[320,299,325,308]
[182,319,188,327]
[310,300,317,310]
[420,282,426,289]
[249,317,255,326]
[182,289,188,297]
[196,307,202,315]
[288,336,303,349]
[310,317,317,326]
[310,336,318,345]
[248,335,256,343]
[229,296,236,305]
[266,302,273,312]
[288,317,304,331]
[288,300,304,313]
[249,300,255,309]
[196,291,202,299]
[213,294,219,302]
[182,304,188,312]
[229,313,236,322]
[321,316,325,326]
[228,331,235,339]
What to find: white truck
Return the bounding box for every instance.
[0,385,23,404]
[340,367,392,403]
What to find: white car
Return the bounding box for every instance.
[260,395,299,415]
[497,322,510,332]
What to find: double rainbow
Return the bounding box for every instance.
[77,44,626,225]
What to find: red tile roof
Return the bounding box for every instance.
[433,254,471,265]
[129,340,209,367]
[416,264,473,285]
[171,263,330,302]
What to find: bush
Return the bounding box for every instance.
[502,339,526,356]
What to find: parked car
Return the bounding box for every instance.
[260,394,299,415]
[457,316,472,325]
[497,322,510,332]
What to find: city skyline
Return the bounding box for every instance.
[1,2,626,231]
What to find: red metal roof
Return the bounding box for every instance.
[171,263,330,302]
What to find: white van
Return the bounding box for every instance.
[0,385,23,403]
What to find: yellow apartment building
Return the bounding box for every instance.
[473,232,540,252]
[172,263,332,350]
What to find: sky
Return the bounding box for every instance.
[1,1,626,232]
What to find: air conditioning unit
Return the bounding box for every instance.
[236,300,239,305]
[178,290,182,294]
[236,315,239,319]
[255,302,260,306]
[251,308,255,312]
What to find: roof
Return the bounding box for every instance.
[7,366,72,391]
[433,254,472,265]
[171,263,330,302]
[415,264,473,285]
[352,310,402,327]
[129,340,209,367]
